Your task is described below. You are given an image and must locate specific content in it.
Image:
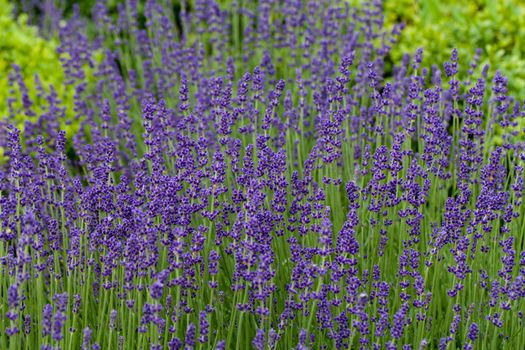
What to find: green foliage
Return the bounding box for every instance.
[0,0,101,160]
[368,0,525,145]
[384,0,525,96]
[0,0,62,123]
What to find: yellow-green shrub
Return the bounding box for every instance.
[346,0,525,145]
[0,0,63,121]
[0,0,102,160]
[384,0,525,96]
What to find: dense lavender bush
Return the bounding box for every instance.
[1,0,525,349]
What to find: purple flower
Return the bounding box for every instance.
[110,309,118,329]
[150,280,164,299]
[52,311,67,341]
[198,311,209,343]
[467,322,479,341]
[391,303,409,339]
[8,285,19,308]
[24,315,31,335]
[215,340,226,350]
[185,322,195,349]
[252,328,265,350]
[42,304,53,337]
[82,327,92,350]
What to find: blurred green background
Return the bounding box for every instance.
[381,0,525,96]
[1,0,524,128]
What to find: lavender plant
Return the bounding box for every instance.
[1,0,525,349]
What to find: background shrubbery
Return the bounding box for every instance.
[4,0,525,126]
[0,0,62,124]
[382,0,525,96]
[0,0,102,163]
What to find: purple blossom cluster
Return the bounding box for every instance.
[1,0,525,349]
